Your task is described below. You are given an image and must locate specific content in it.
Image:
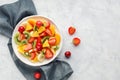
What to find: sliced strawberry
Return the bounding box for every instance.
[45,48,53,59]
[39,32,47,37]
[30,52,36,60]
[18,33,25,41]
[45,29,52,36]
[45,21,50,28]
[36,43,42,51]
[37,37,41,43]
[24,43,33,51]
[28,37,35,43]
[68,26,76,35]
[48,37,56,46]
[73,37,81,46]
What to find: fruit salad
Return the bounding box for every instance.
[14,18,61,63]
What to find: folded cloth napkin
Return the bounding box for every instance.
[0,0,73,80]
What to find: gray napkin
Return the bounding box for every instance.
[0,0,73,80]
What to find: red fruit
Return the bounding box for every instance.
[34,72,41,79]
[36,20,43,28]
[18,26,25,33]
[28,37,35,43]
[45,48,53,59]
[45,21,50,28]
[40,32,47,37]
[30,52,36,60]
[68,26,76,35]
[24,43,33,51]
[36,43,42,51]
[48,37,56,46]
[73,37,81,46]
[18,33,25,41]
[65,51,71,58]
[37,37,41,43]
[45,29,52,36]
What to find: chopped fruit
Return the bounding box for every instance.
[43,20,50,28]
[38,26,45,34]
[28,37,35,43]
[45,48,53,59]
[73,37,81,46]
[48,37,56,46]
[68,26,76,35]
[43,40,50,48]
[18,26,25,33]
[37,37,41,43]
[26,22,33,31]
[36,20,43,28]
[50,24,55,36]
[34,72,41,79]
[17,45,25,54]
[31,31,39,37]
[28,19,36,27]
[24,43,32,51]
[45,29,52,36]
[37,52,45,62]
[39,32,47,37]
[31,56,39,63]
[65,51,71,58]
[18,33,25,41]
[36,43,42,51]
[30,52,36,60]
[55,33,61,45]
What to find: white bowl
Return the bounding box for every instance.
[12,15,62,66]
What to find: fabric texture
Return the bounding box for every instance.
[0,0,73,80]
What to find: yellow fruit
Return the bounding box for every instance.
[55,33,61,45]
[31,31,39,37]
[38,26,45,34]
[28,19,36,27]
[17,45,25,54]
[50,24,55,36]
[43,40,50,48]
[31,56,39,63]
[25,22,33,31]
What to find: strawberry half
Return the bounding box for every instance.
[72,37,81,46]
[45,48,53,59]
[68,26,76,35]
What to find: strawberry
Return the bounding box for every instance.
[30,52,36,60]
[68,26,76,35]
[24,43,33,51]
[72,37,81,46]
[28,37,35,43]
[45,48,53,59]
[48,37,56,46]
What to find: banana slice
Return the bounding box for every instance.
[37,52,45,62]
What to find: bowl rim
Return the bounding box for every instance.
[12,15,63,67]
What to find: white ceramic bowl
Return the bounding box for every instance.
[12,15,62,66]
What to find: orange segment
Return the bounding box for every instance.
[55,33,61,45]
[25,22,33,31]
[50,24,55,36]
[28,19,36,27]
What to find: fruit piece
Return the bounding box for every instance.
[36,20,43,28]
[36,43,42,51]
[65,51,71,58]
[45,48,53,59]
[43,40,50,48]
[34,72,41,79]
[14,33,21,45]
[33,40,37,48]
[73,37,81,46]
[31,31,39,37]
[30,52,36,60]
[41,36,49,43]
[23,31,30,39]
[38,26,45,34]
[55,33,61,45]
[68,26,76,35]
[37,52,45,62]
[48,37,56,46]
[21,39,27,45]
[33,26,38,31]
[31,56,39,63]
[28,37,35,43]
[25,22,33,31]
[39,32,47,37]
[49,24,55,36]
[43,20,50,28]
[18,26,25,33]
[37,37,41,43]
[52,46,59,51]
[18,33,25,41]
[17,45,25,54]
[28,19,36,27]
[24,43,33,51]
[45,29,52,36]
